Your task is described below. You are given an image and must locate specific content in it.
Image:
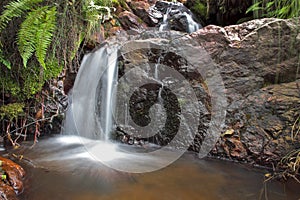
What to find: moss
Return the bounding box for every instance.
[0,58,62,100]
[111,0,120,7]
[0,103,25,121]
[0,76,21,97]
[21,59,62,99]
[112,0,128,10]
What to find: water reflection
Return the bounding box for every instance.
[10,135,300,200]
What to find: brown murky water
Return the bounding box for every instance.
[10,136,299,200]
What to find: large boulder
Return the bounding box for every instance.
[116,17,300,167]
[191,17,300,166]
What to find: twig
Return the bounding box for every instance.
[6,122,14,146]
[291,115,300,141]
[8,116,59,135]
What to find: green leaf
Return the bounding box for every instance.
[246,1,263,14]
[266,1,275,9]
[17,8,39,67]
[0,0,43,32]
[17,6,57,68]
[35,7,57,69]
[0,50,11,69]
[278,6,289,18]
[248,0,300,19]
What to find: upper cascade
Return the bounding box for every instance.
[149,1,202,33]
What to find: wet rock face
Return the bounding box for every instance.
[118,11,148,31]
[0,157,25,200]
[116,37,211,147]
[191,17,300,166]
[128,83,181,145]
[240,81,300,164]
[86,0,202,50]
[127,0,157,26]
[116,17,300,167]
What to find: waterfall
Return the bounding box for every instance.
[159,7,171,32]
[60,33,225,173]
[98,48,118,141]
[63,45,118,141]
[183,12,201,33]
[154,1,202,33]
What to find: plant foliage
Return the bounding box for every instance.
[247,0,300,19]
[0,0,43,31]
[0,103,25,121]
[0,49,11,69]
[17,6,57,68]
[0,0,116,142]
[0,0,114,101]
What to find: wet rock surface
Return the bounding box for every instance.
[127,0,157,26]
[118,11,148,31]
[0,157,25,200]
[192,17,300,166]
[115,17,300,167]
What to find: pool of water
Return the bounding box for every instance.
[9,135,299,200]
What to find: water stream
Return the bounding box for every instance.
[9,135,299,200]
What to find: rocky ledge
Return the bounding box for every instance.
[0,157,25,200]
[113,17,300,169]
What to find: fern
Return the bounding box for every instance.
[18,9,37,68]
[0,49,11,69]
[35,7,57,69]
[0,0,43,32]
[17,6,57,68]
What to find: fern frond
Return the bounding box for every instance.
[35,7,57,69]
[0,0,43,32]
[17,6,57,68]
[17,7,40,67]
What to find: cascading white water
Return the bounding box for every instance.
[159,7,171,31]
[63,45,118,140]
[184,12,201,33]
[99,49,118,140]
[157,1,201,33]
